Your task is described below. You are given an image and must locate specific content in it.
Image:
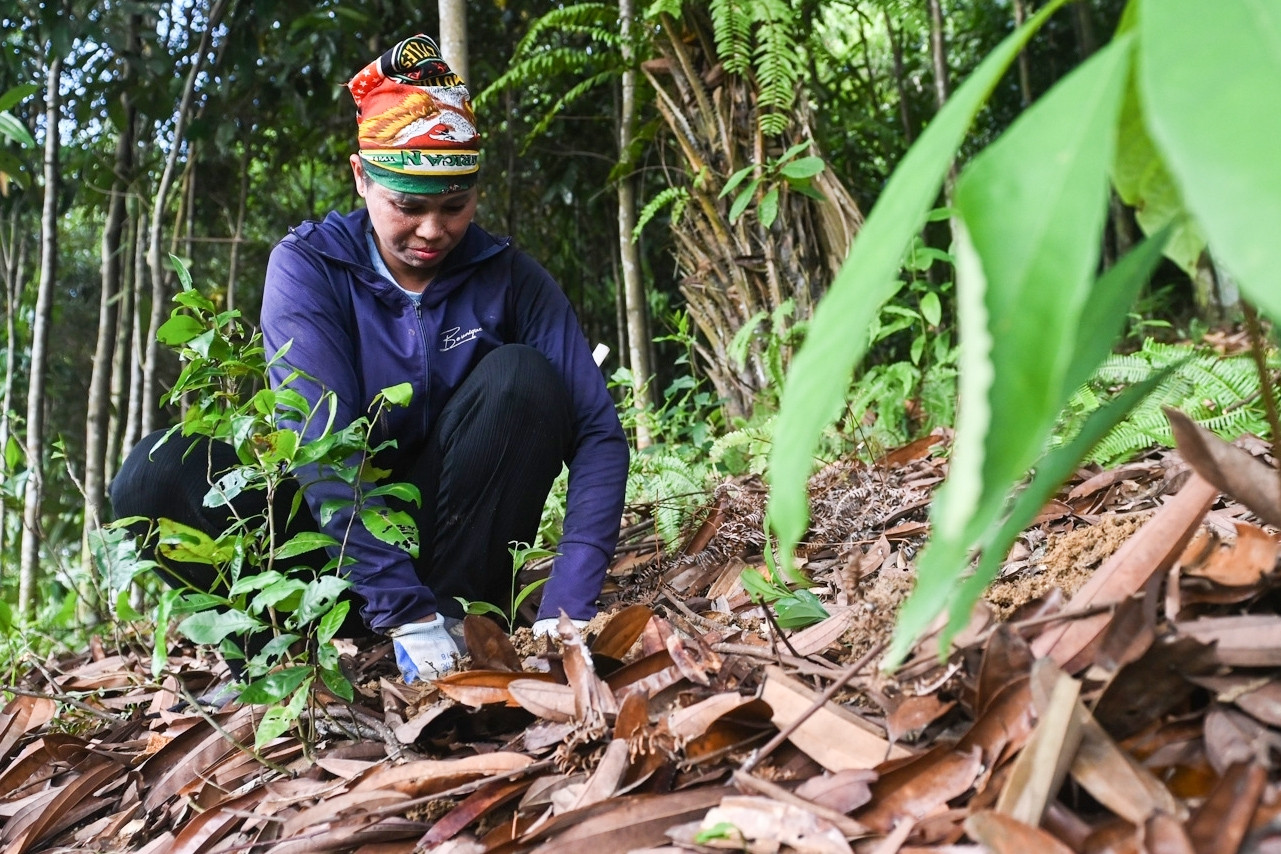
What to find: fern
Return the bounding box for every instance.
[709,0,755,76]
[1057,338,1277,466]
[752,0,801,136]
[710,416,777,475]
[633,186,689,240]
[628,448,711,546]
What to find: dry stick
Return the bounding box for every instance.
[2,684,125,725]
[1242,302,1281,492]
[739,638,887,775]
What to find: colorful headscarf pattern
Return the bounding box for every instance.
[347,35,479,194]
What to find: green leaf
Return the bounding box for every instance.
[767,0,1073,575]
[229,569,286,598]
[298,575,350,624]
[253,577,307,613]
[759,187,780,229]
[364,483,421,505]
[0,83,39,113]
[0,112,34,148]
[779,156,825,180]
[177,609,263,645]
[884,37,1134,666]
[240,665,311,704]
[920,292,942,327]
[274,532,339,561]
[320,662,355,701]
[359,507,418,557]
[728,182,757,224]
[156,315,205,346]
[513,576,550,614]
[457,597,507,619]
[719,164,755,198]
[169,254,194,291]
[316,600,351,644]
[378,382,414,407]
[1137,0,1281,323]
[773,589,828,629]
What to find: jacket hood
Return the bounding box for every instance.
[283,208,512,303]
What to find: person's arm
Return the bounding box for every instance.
[507,252,630,620]
[260,240,439,631]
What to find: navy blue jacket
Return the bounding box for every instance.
[260,209,629,631]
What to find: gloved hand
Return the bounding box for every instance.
[531,616,589,638]
[390,616,462,683]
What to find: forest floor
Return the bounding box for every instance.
[4,427,1281,854]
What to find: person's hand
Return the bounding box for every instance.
[390,617,461,683]
[531,616,589,638]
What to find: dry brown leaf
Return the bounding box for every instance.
[1185,761,1266,854]
[169,790,263,854]
[886,693,956,745]
[280,790,412,838]
[435,669,557,708]
[1093,637,1216,741]
[271,817,425,854]
[956,677,1036,770]
[975,625,1035,717]
[141,710,259,812]
[785,609,857,657]
[665,692,754,741]
[695,795,851,854]
[462,615,522,672]
[0,696,56,765]
[1177,615,1281,667]
[994,661,1082,826]
[1071,709,1185,824]
[604,650,675,693]
[3,760,120,854]
[1167,406,1281,529]
[1202,706,1279,774]
[964,809,1074,854]
[567,738,631,810]
[1031,473,1218,670]
[1182,521,1279,587]
[522,787,731,853]
[508,679,577,722]
[560,614,619,721]
[1144,812,1196,854]
[415,777,528,848]
[794,769,877,814]
[350,753,535,798]
[857,745,983,834]
[591,604,654,659]
[760,665,911,772]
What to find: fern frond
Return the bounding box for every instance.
[633,186,689,241]
[752,0,801,135]
[526,70,620,143]
[709,0,754,75]
[514,3,616,56]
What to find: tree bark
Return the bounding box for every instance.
[438,0,470,83]
[927,0,950,110]
[618,0,653,447]
[82,78,136,593]
[19,53,63,618]
[0,199,29,582]
[1012,0,1033,107]
[106,199,137,485]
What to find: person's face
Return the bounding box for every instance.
[351,155,478,291]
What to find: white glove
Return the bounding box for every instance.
[531,616,589,638]
[390,617,461,683]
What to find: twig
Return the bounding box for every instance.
[2,685,127,725]
[711,643,843,678]
[732,769,868,838]
[761,603,804,660]
[739,638,886,775]
[310,703,406,763]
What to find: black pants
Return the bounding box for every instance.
[110,344,575,632]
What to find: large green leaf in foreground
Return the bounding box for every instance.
[1137,0,1281,322]
[766,0,1071,579]
[886,36,1133,666]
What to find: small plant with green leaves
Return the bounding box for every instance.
[103,256,420,749]
[455,541,556,628]
[720,141,827,228]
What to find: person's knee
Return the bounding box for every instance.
[477,344,566,409]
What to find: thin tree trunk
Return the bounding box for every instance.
[884,9,914,144]
[927,0,950,109]
[438,0,470,83]
[0,200,28,583]
[618,0,652,447]
[106,198,137,486]
[141,0,227,437]
[82,89,135,590]
[1012,0,1033,107]
[19,54,63,619]
[122,207,147,459]
[226,144,249,314]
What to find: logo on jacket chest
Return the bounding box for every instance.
[441,326,482,351]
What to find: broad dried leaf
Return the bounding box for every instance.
[567,738,631,810]
[170,790,263,854]
[1185,761,1266,854]
[560,614,618,720]
[696,795,850,854]
[784,609,856,656]
[885,693,956,744]
[613,687,650,741]
[994,661,1082,826]
[591,604,654,659]
[1031,474,1218,670]
[760,665,911,772]
[0,696,56,764]
[956,677,1036,769]
[604,650,675,693]
[271,817,424,854]
[975,625,1035,716]
[435,670,557,708]
[1182,521,1278,587]
[965,810,1074,854]
[141,710,259,812]
[1177,615,1281,667]
[794,769,877,814]
[415,778,528,848]
[281,790,412,837]
[350,753,535,798]
[508,679,577,722]
[1202,706,1279,774]
[857,745,983,833]
[463,615,521,672]
[1167,407,1281,529]
[666,692,755,741]
[1071,708,1185,823]
[1093,637,1215,740]
[523,787,731,853]
[5,760,119,854]
[1145,812,1196,854]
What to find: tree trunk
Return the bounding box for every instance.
[644,11,862,418]
[0,199,29,583]
[19,54,63,619]
[106,198,137,485]
[82,84,136,595]
[121,206,148,459]
[1012,0,1033,107]
[618,0,653,447]
[141,0,227,436]
[438,0,469,83]
[927,0,950,109]
[226,143,249,314]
